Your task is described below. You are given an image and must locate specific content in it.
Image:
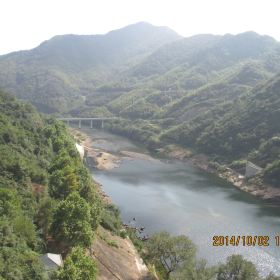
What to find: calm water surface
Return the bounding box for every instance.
[84,129,280,276]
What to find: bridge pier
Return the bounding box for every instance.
[78,120,81,129]
[90,120,93,129]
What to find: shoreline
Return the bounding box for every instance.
[71,127,280,202]
[158,144,280,202]
[70,128,156,279]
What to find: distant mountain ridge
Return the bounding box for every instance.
[0,22,180,112]
[35,22,181,69]
[0,22,279,184]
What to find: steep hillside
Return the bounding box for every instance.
[0,25,279,186]
[0,91,103,279]
[0,22,180,113]
[130,31,279,79]
[100,32,280,121]
[162,74,280,184]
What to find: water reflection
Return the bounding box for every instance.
[83,128,280,276]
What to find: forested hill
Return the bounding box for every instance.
[1,24,280,117]
[0,24,279,186]
[104,31,280,120]
[161,74,280,184]
[0,22,180,113]
[0,91,102,279]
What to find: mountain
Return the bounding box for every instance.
[163,74,280,155]
[98,31,280,122]
[30,22,181,70]
[0,22,180,113]
[161,74,280,184]
[0,24,279,184]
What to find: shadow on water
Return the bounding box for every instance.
[88,128,280,275]
[98,156,280,222]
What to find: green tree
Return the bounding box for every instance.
[217,255,260,280]
[50,192,93,248]
[13,215,37,249]
[36,198,56,239]
[173,259,217,280]
[264,160,280,185]
[0,188,20,217]
[265,273,280,280]
[56,247,97,280]
[0,219,46,280]
[49,165,79,199]
[146,231,196,278]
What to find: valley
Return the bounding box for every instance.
[0,21,280,279]
[79,127,280,276]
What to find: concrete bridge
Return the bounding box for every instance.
[58,117,118,129]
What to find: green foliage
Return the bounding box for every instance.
[172,259,217,280]
[0,188,20,217]
[51,192,93,248]
[0,91,103,278]
[217,255,260,280]
[145,231,196,278]
[160,74,280,184]
[126,228,144,251]
[1,28,280,186]
[0,218,46,280]
[1,26,280,277]
[13,215,38,248]
[251,137,280,167]
[36,197,56,239]
[144,233,276,280]
[264,160,280,185]
[56,247,97,280]
[265,273,280,280]
[100,204,122,234]
[0,23,179,113]
[49,164,79,199]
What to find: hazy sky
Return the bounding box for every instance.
[1,0,279,54]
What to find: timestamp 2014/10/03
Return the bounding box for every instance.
[212,235,280,247]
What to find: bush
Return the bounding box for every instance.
[100,204,122,234]
[56,247,98,280]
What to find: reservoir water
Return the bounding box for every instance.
[85,128,280,276]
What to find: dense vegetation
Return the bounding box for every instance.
[0,23,279,185]
[160,74,280,183]
[0,91,102,279]
[0,24,279,276]
[0,22,180,113]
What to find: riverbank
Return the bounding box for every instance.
[70,128,160,169]
[70,127,280,276]
[70,128,156,280]
[72,127,280,201]
[157,144,280,201]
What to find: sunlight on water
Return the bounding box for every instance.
[85,129,280,276]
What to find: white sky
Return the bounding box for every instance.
[1,0,279,55]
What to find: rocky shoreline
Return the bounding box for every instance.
[158,144,280,201]
[72,128,280,202]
